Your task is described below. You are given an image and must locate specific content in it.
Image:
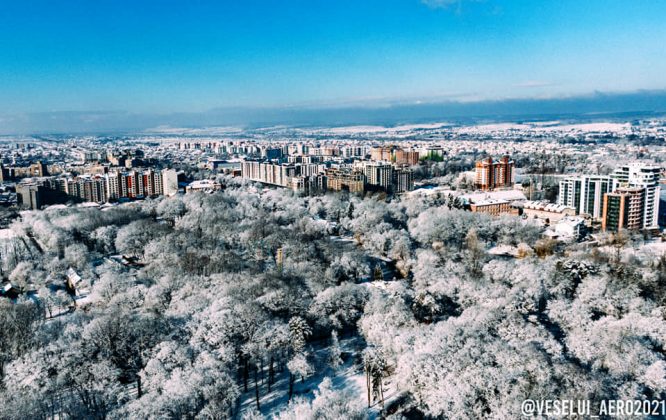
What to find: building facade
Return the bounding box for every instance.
[611,163,661,229]
[474,156,514,191]
[364,163,394,191]
[602,187,646,231]
[469,199,514,216]
[325,168,365,193]
[558,175,616,220]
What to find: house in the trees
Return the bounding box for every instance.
[65,267,90,297]
[546,216,587,242]
[0,282,20,299]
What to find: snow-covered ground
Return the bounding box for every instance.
[238,335,397,419]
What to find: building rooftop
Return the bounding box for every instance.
[471,198,510,206]
[523,200,575,213]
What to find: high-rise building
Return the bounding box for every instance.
[393,168,414,193]
[261,148,283,160]
[558,175,616,220]
[162,169,180,196]
[474,156,514,191]
[364,162,394,191]
[106,172,121,200]
[611,163,661,229]
[342,146,365,158]
[370,147,393,162]
[16,184,45,210]
[325,168,365,193]
[241,161,319,187]
[395,149,420,165]
[602,187,645,231]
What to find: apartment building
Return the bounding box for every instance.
[558,175,616,219]
[602,186,645,231]
[474,156,514,191]
[611,163,661,229]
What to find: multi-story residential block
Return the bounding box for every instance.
[241,161,292,187]
[394,149,419,165]
[474,156,514,191]
[364,162,394,191]
[370,147,393,162]
[261,148,283,160]
[611,163,661,229]
[558,175,616,219]
[16,183,47,210]
[393,168,414,193]
[0,161,49,181]
[602,186,645,231]
[325,168,365,193]
[342,146,366,158]
[162,169,180,196]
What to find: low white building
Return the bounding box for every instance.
[551,216,586,241]
[185,179,222,194]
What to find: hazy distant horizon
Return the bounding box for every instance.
[1,89,666,135]
[3,1,666,135]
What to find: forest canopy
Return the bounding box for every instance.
[0,176,664,419]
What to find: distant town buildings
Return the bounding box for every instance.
[4,129,666,239]
[15,168,183,210]
[474,156,514,191]
[240,159,413,194]
[0,161,49,181]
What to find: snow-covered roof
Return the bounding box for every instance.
[523,200,575,213]
[67,267,82,285]
[188,179,220,189]
[462,190,527,203]
[556,216,586,228]
[471,198,510,206]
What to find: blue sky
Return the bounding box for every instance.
[0,0,665,127]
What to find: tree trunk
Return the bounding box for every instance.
[268,357,274,392]
[243,358,249,392]
[137,376,142,398]
[366,370,371,407]
[379,377,385,408]
[254,367,261,410]
[288,373,295,401]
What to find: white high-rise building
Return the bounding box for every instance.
[558,175,616,219]
[611,163,661,229]
[162,169,180,196]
